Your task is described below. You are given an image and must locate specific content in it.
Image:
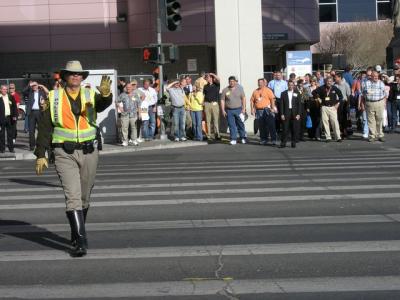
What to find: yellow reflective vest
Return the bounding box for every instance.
[49,88,97,143]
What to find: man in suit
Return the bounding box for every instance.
[0,85,18,153]
[26,81,48,151]
[279,80,301,148]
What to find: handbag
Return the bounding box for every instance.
[306,113,312,129]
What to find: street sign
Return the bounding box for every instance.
[286,50,312,77]
[263,33,288,40]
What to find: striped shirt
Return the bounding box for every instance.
[362,80,386,102]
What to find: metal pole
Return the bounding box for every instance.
[156,0,163,99]
[156,0,167,140]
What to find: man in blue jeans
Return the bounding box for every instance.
[167,79,187,142]
[220,76,247,145]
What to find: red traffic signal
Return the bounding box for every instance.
[142,47,158,62]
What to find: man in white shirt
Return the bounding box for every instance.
[279,81,301,148]
[0,85,18,153]
[139,79,158,140]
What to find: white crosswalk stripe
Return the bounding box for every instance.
[1,153,400,298]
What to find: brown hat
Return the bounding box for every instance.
[60,61,89,80]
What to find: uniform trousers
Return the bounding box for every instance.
[54,148,98,211]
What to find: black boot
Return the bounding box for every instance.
[66,210,87,257]
[83,207,89,223]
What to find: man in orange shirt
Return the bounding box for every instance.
[250,78,277,145]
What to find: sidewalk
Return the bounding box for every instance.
[0,121,208,161]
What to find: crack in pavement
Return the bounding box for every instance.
[214,246,240,300]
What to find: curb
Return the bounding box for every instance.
[0,141,208,161]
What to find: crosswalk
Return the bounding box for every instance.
[1,148,400,299]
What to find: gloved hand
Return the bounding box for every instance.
[35,158,48,176]
[96,75,112,97]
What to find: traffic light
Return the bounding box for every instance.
[165,0,181,31]
[142,47,159,63]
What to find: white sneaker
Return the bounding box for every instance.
[241,138,247,144]
[121,141,128,147]
[136,138,144,143]
[131,140,139,146]
[174,138,180,142]
[230,140,237,145]
[180,137,187,141]
[362,134,368,139]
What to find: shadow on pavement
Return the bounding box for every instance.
[8,178,59,188]
[0,219,70,253]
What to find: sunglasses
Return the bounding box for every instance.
[67,72,82,77]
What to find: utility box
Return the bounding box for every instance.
[83,69,118,144]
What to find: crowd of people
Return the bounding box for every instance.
[116,65,396,148]
[0,64,397,154]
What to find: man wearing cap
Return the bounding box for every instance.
[34,61,113,257]
[221,76,247,145]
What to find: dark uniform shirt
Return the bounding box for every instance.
[312,85,343,107]
[34,90,112,158]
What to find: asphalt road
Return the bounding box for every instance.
[1,136,400,299]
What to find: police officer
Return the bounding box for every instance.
[34,61,113,257]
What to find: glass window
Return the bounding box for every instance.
[319,0,337,22]
[377,0,391,20]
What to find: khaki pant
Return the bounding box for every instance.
[121,115,138,142]
[366,100,384,139]
[54,148,99,211]
[204,102,220,138]
[321,106,341,140]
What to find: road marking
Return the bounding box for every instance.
[0,171,395,187]
[1,184,399,201]
[1,240,400,263]
[2,176,400,193]
[1,161,400,178]
[5,151,400,172]
[2,214,398,233]
[1,192,400,210]
[1,276,400,298]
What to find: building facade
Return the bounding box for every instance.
[0,0,319,78]
[314,0,392,69]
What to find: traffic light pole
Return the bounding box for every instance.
[156,0,167,140]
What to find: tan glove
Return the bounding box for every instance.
[35,158,48,176]
[96,75,112,97]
